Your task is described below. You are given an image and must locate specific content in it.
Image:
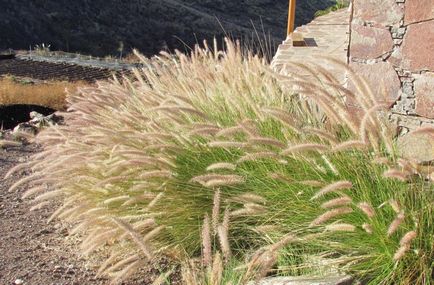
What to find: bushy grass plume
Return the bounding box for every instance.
[9,39,433,284]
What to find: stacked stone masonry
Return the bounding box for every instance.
[349,0,434,131]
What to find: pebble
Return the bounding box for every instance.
[15,279,24,285]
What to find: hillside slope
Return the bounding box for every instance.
[0,0,334,56]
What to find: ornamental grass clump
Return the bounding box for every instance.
[6,39,433,284]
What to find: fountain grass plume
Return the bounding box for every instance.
[8,38,433,284]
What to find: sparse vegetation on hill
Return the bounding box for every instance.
[6,40,433,284]
[314,0,349,17]
[0,0,336,57]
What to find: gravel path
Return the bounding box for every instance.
[0,143,177,285]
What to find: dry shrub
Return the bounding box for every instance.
[0,76,85,110]
[6,39,433,284]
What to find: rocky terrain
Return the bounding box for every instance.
[0,0,335,57]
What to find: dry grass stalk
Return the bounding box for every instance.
[210,252,223,285]
[0,140,22,148]
[387,212,405,236]
[191,174,242,184]
[4,161,35,179]
[357,202,375,218]
[372,156,390,165]
[281,143,329,155]
[97,252,123,277]
[110,260,141,285]
[204,178,245,188]
[143,225,165,242]
[248,137,286,149]
[29,201,50,211]
[268,172,293,184]
[33,190,63,202]
[206,163,236,171]
[299,180,324,187]
[104,254,139,276]
[144,193,164,212]
[331,140,367,152]
[321,155,339,176]
[22,185,47,199]
[393,244,410,261]
[139,170,173,179]
[311,181,353,200]
[233,193,266,204]
[221,208,230,235]
[303,127,338,144]
[389,199,401,214]
[362,223,373,234]
[359,104,387,143]
[399,230,417,246]
[325,223,356,232]
[189,127,220,136]
[239,120,259,137]
[103,195,130,205]
[269,233,296,252]
[310,207,353,227]
[212,189,221,234]
[261,107,300,134]
[208,141,248,149]
[238,152,279,163]
[383,169,409,182]
[202,214,212,267]
[217,224,232,261]
[254,225,279,234]
[397,159,419,175]
[321,196,352,209]
[151,268,175,285]
[230,207,264,217]
[8,173,35,192]
[111,218,153,259]
[215,126,244,138]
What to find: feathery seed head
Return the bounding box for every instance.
[325,223,356,232]
[311,181,353,200]
[387,212,405,236]
[357,202,375,218]
[321,196,352,209]
[310,207,353,227]
[399,230,417,246]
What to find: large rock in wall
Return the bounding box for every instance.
[349,0,434,130]
[351,25,394,59]
[401,21,434,71]
[404,0,434,25]
[353,0,403,27]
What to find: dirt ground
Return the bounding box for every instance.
[0,142,177,285]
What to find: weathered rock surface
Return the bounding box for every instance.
[401,20,434,71]
[397,132,434,164]
[351,24,394,59]
[353,0,403,27]
[414,73,434,119]
[405,0,434,25]
[349,62,401,106]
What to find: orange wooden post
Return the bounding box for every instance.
[287,0,297,35]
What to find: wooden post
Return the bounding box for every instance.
[287,0,296,35]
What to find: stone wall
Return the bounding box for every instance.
[348,0,434,132]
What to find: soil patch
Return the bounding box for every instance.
[0,143,179,284]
